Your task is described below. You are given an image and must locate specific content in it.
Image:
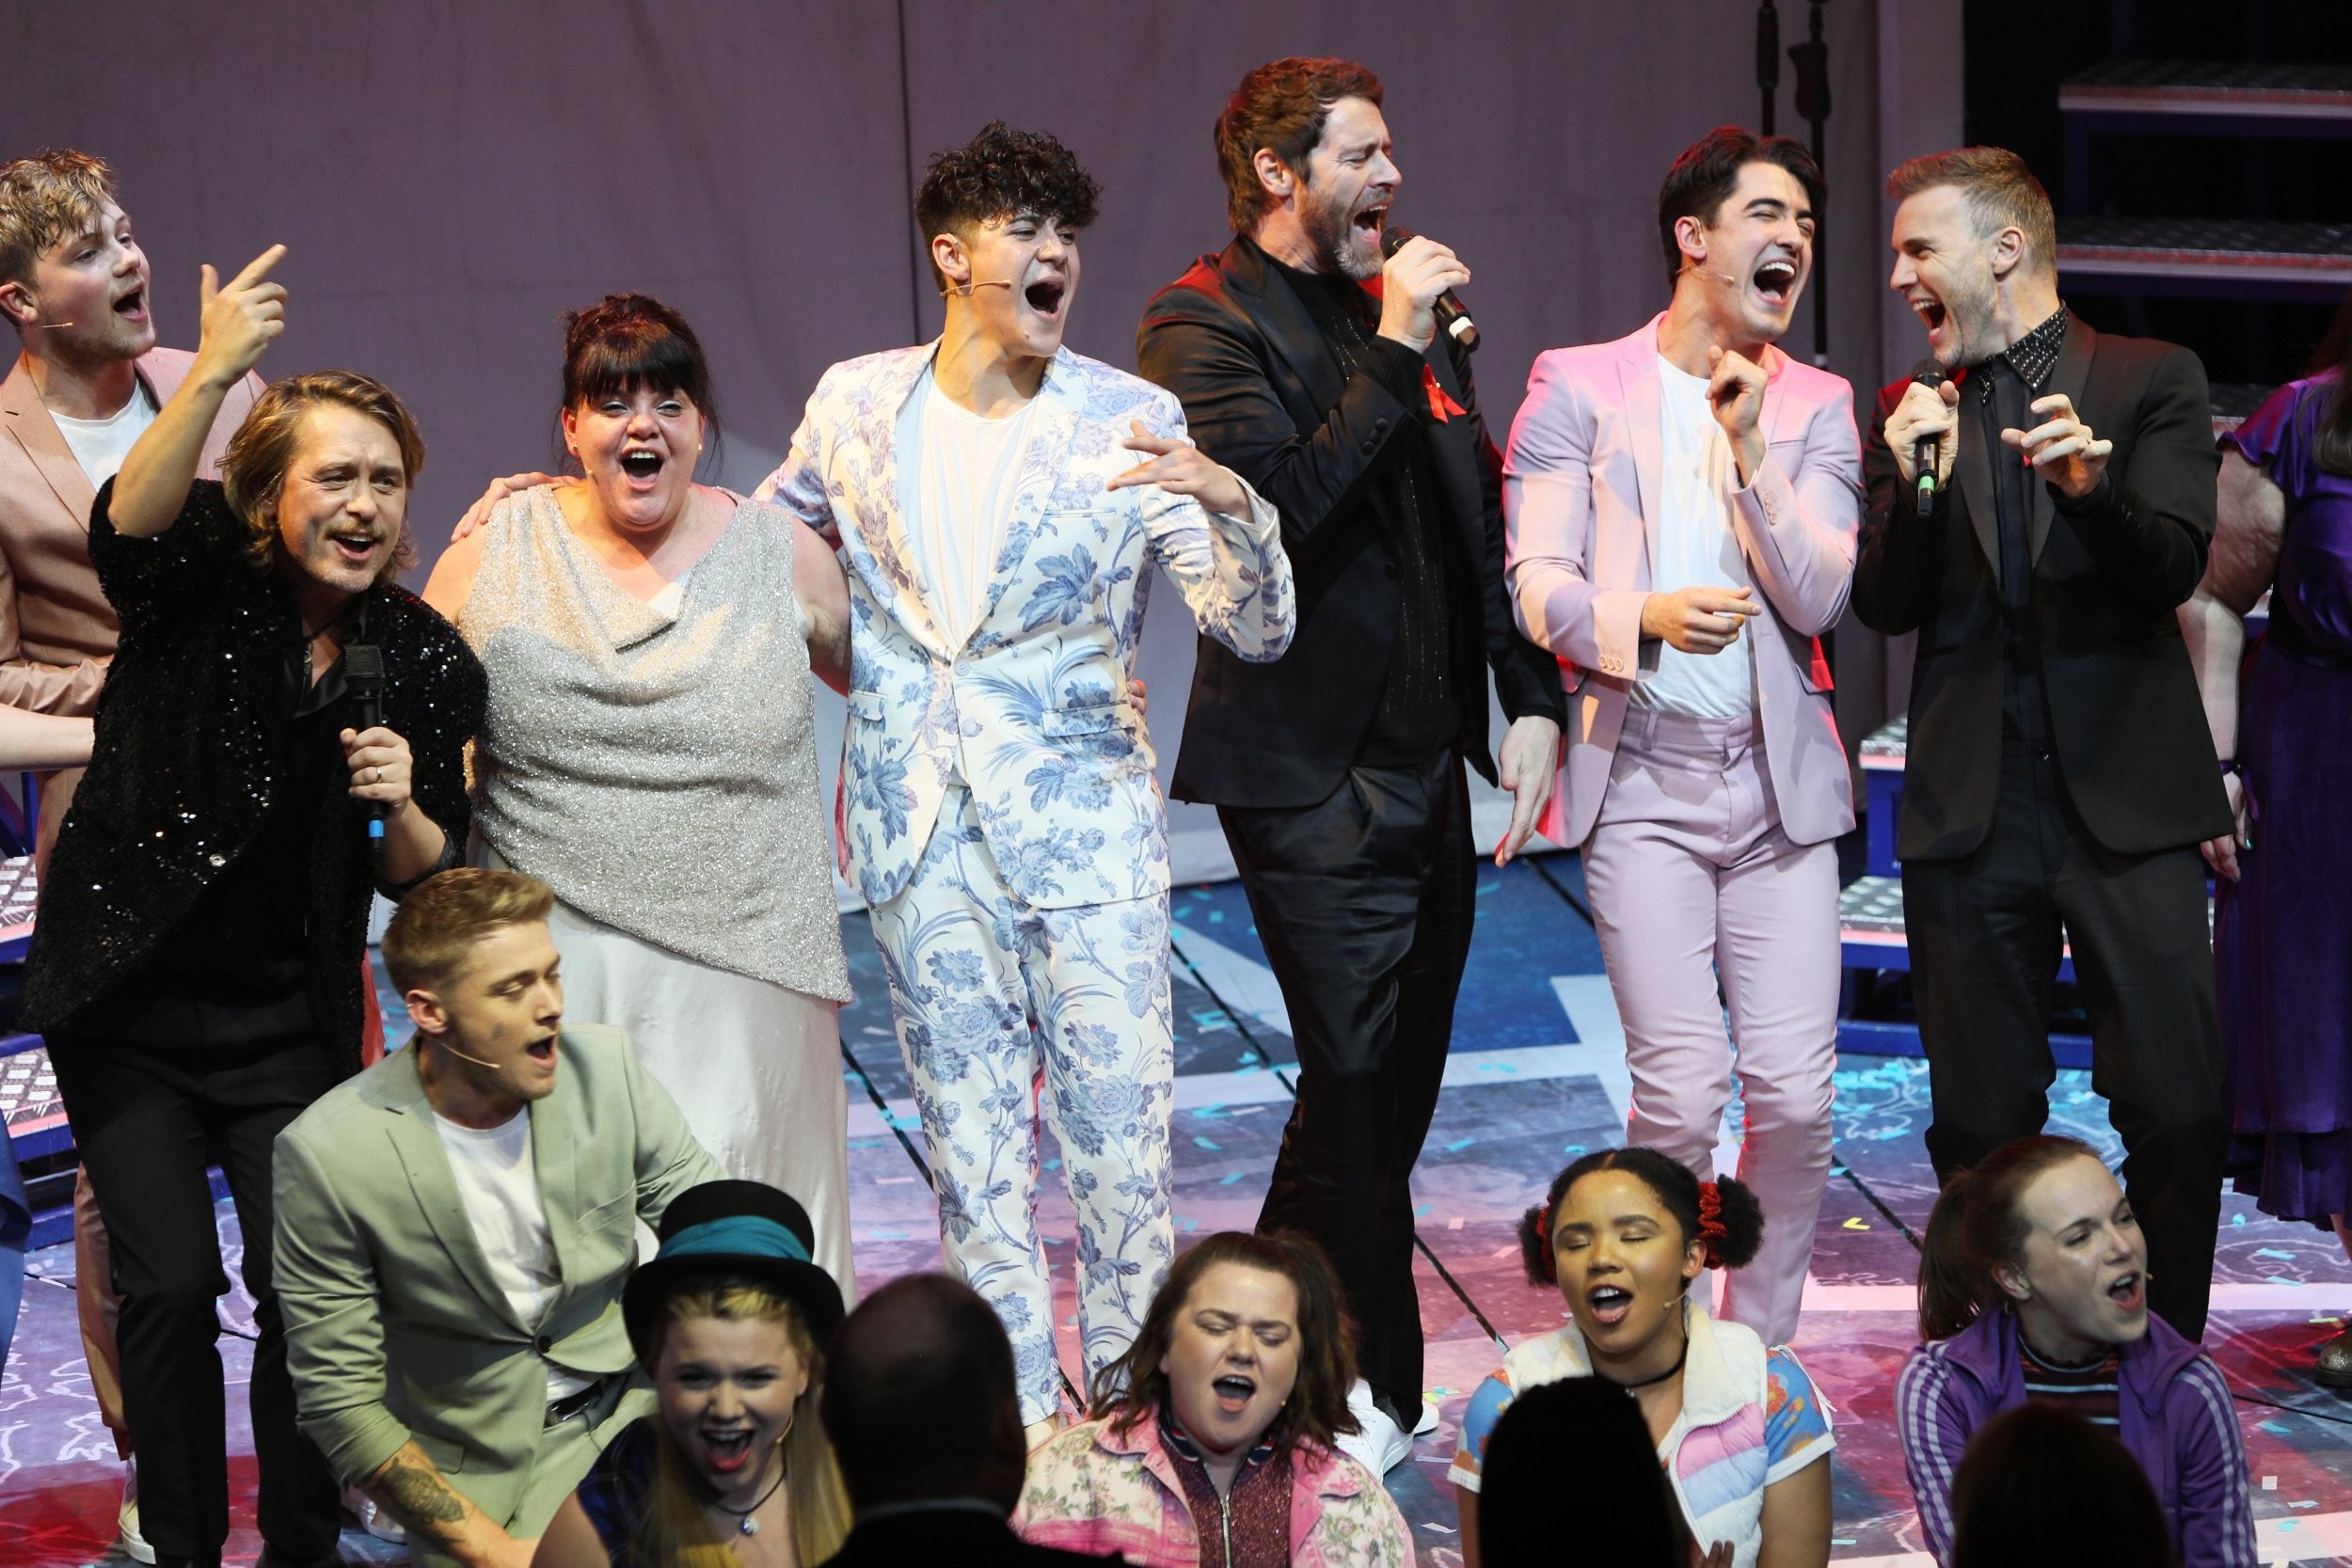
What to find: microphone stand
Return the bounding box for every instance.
[1756,1,1781,135]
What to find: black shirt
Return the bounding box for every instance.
[1968,305,2071,754]
[1263,247,1458,765]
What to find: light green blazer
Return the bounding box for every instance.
[271,1023,723,1528]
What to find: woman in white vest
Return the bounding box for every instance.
[1448,1147,1834,1568]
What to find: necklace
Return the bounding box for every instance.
[1603,1338,1689,1391]
[711,1449,787,1537]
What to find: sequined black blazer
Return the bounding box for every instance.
[23,480,487,1065]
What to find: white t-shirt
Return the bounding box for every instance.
[51,384,158,490]
[1633,356,1756,719]
[431,1108,594,1402]
[898,365,1041,650]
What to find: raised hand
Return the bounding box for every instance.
[1107,420,1249,517]
[2001,391,2112,499]
[1885,376,1961,488]
[1706,344,1769,480]
[1376,232,1470,355]
[193,245,287,391]
[1641,584,1759,655]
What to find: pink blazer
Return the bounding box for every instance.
[1503,316,1860,849]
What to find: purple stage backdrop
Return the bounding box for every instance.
[4,1,1958,880]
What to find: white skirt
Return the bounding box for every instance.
[541,893,858,1302]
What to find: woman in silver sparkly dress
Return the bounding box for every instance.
[424,293,858,1290]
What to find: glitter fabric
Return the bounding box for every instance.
[22,479,487,1064]
[457,486,849,1002]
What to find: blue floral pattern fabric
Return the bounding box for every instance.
[755,341,1294,911]
[868,783,1177,1421]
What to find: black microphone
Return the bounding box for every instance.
[1908,359,1947,520]
[1379,226,1479,354]
[344,639,389,847]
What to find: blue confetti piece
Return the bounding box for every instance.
[1220,1171,1248,1185]
[2253,1247,2296,1260]
[1414,1204,1432,1217]
[2291,1500,2319,1510]
[2279,1520,2296,1534]
[1195,1136,1222,1151]
[2231,1213,2248,1226]
[1564,1144,1586,1155]
[1207,910,1225,924]
[1445,1137,1476,1152]
[1235,1060,1262,1075]
[1831,1542,1856,1549]
[2259,1419,2293,1434]
[1042,1158,1062,1171]
[1178,1217,1198,1232]
[1475,880,1500,897]
[889,1114,923,1131]
[2265,1275,2302,1287]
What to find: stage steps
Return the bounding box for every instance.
[2059,59,2352,131]
[2056,216,2352,303]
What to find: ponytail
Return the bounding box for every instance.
[1915,1135,2104,1342]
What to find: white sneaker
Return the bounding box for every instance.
[344,1484,405,1544]
[1332,1379,1413,1475]
[1412,1399,1439,1437]
[117,1464,156,1566]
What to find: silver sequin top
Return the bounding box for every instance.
[459,486,850,1001]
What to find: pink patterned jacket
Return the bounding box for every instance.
[1014,1413,1414,1567]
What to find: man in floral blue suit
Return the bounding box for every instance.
[757,122,1294,1444]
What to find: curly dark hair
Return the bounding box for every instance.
[914,120,1100,294]
[1656,125,1824,292]
[1089,1231,1360,1455]
[1214,57,1384,233]
[1518,1147,1764,1288]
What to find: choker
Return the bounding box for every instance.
[1603,1339,1689,1391]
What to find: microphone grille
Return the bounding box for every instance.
[1909,358,1947,389]
[1379,224,1413,258]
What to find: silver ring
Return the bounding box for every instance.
[370,766,382,785]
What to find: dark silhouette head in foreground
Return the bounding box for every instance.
[820,1273,1029,1516]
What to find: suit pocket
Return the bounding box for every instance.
[1040,701,1119,739]
[845,689,886,724]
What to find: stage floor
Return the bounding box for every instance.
[4,851,2348,1566]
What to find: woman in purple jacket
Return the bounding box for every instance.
[1897,1135,2255,1568]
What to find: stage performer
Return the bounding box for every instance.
[1451,1147,1834,1568]
[275,869,723,1568]
[1856,148,2232,1339]
[1503,126,1857,1350]
[20,248,485,1568]
[1136,56,1564,1472]
[755,121,1294,1448]
[424,293,860,1291]
[0,150,267,1562]
[2182,296,2352,1386]
[1898,1134,2255,1568]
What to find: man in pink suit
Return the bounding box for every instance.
[1502,127,1861,1346]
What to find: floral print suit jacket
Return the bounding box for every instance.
[758,341,1295,910]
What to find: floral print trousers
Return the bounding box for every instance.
[869,784,1176,1422]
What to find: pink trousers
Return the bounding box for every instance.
[1581,707,1838,1347]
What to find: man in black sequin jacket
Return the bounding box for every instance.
[22,245,486,1568]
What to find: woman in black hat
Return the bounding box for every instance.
[532,1180,850,1568]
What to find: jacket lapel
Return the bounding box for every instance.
[1224,241,1345,417]
[2032,318,2097,565]
[1951,366,2000,581]
[963,350,1082,641]
[378,1056,525,1331]
[528,1039,585,1289]
[1620,325,1665,578]
[1,353,99,529]
[856,343,953,657]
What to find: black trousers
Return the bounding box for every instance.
[1218,748,1474,1411]
[49,1025,344,1567]
[1903,740,2227,1341]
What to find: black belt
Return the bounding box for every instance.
[545,1376,611,1429]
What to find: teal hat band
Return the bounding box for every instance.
[658,1214,812,1268]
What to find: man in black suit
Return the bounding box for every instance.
[1137,56,1564,1467]
[819,1275,1108,1566]
[1857,147,2233,1338]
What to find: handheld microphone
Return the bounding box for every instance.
[344,639,389,846]
[1907,359,1947,520]
[1379,226,1479,353]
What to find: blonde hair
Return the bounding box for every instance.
[219,369,424,580]
[379,869,554,995]
[643,1281,851,1568]
[1887,147,2057,276]
[0,149,116,290]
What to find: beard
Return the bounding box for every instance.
[1300,183,1379,281]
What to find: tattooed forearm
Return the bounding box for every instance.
[367,1442,472,1546]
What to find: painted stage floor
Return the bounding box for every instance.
[4,849,2349,1564]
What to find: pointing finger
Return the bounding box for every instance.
[199,262,219,309]
[230,244,288,290]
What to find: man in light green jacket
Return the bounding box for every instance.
[272,869,722,1568]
